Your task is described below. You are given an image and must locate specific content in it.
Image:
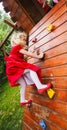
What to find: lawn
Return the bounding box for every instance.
[0,82,24,130]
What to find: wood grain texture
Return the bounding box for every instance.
[23,0,67,129]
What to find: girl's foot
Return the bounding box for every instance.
[20,99,32,106]
[38,83,52,94]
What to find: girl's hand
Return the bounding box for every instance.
[20,49,44,59]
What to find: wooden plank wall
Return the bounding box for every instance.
[23,0,67,129]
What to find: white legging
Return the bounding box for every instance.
[17,70,47,102]
[17,77,26,102]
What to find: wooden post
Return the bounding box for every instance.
[0,28,14,48]
[4,20,18,30]
[0,20,17,49]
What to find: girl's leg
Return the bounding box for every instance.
[30,70,51,94]
[17,77,26,102]
[17,77,32,105]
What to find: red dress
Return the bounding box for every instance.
[5,45,41,87]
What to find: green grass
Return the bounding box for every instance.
[0,82,24,130]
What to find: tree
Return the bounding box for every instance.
[0,10,12,86]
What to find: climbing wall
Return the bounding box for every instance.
[23,0,67,129]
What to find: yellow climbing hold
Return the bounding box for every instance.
[46,24,56,31]
[47,88,55,99]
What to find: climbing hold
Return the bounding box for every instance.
[26,100,32,109]
[40,54,45,61]
[32,37,37,43]
[39,119,47,130]
[46,24,56,31]
[47,88,55,99]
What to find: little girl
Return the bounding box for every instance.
[5,31,51,106]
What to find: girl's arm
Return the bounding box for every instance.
[19,49,43,59]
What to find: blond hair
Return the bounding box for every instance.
[11,31,27,47]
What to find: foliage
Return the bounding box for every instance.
[0,11,12,44]
[0,49,7,87]
[0,10,12,86]
[0,50,4,74]
[0,11,23,130]
[0,82,24,130]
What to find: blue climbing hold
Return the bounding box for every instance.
[39,119,47,130]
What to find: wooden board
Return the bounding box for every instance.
[23,0,67,130]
